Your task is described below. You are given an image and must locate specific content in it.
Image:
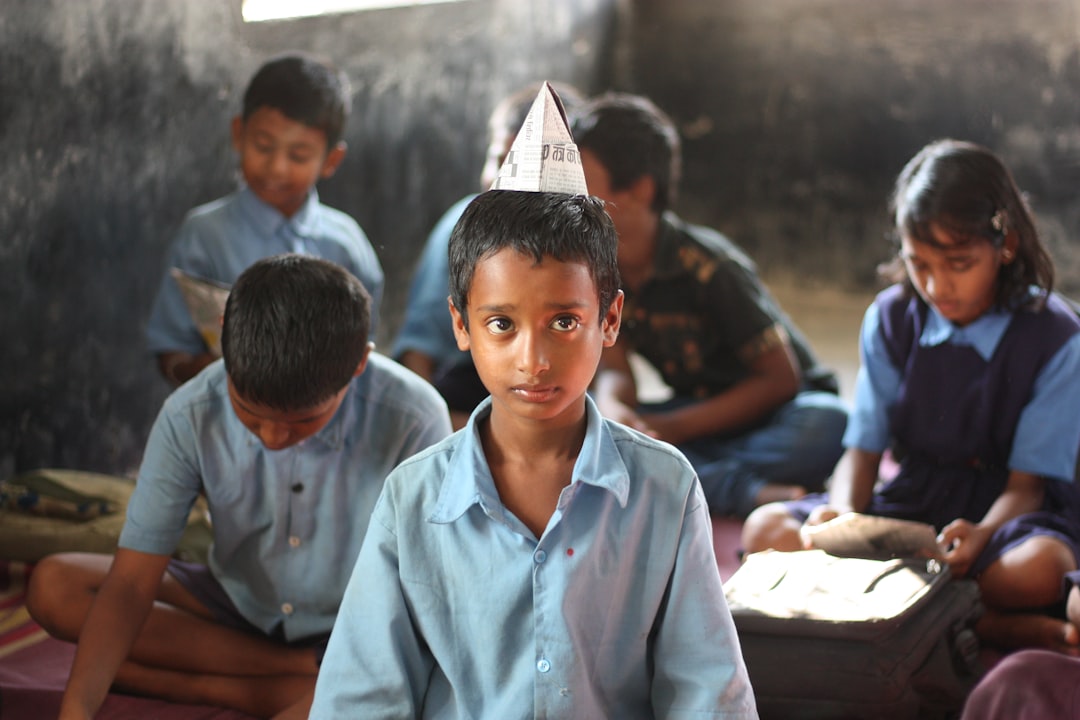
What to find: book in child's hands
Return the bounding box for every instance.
[801,512,944,561]
[170,268,230,357]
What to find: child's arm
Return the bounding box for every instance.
[651,483,758,717]
[157,350,217,386]
[639,325,801,444]
[59,548,170,719]
[593,337,655,435]
[939,470,1047,577]
[806,446,883,526]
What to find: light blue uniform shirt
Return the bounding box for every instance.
[391,194,475,370]
[146,186,384,355]
[311,396,758,719]
[846,299,1080,481]
[120,355,451,641]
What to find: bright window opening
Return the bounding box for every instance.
[242,0,464,22]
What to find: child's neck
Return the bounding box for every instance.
[479,406,587,538]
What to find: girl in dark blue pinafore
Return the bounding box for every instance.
[743,138,1080,653]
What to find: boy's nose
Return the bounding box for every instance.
[267,151,289,178]
[517,332,551,376]
[257,422,292,449]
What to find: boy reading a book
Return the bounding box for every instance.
[28,254,451,719]
[146,52,384,386]
[309,84,757,719]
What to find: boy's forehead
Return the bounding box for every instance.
[243,106,329,146]
[471,248,599,294]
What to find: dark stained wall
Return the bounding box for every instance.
[624,0,1080,294]
[6,0,1080,478]
[1,0,617,477]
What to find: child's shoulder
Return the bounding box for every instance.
[310,198,367,238]
[354,352,448,414]
[377,430,463,506]
[601,417,700,488]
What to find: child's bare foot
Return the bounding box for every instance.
[977,609,1080,656]
[753,483,807,508]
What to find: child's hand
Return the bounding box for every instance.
[799,506,842,549]
[607,404,659,439]
[937,519,992,577]
[805,505,841,527]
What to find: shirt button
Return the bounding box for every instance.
[537,658,551,673]
[288,535,301,548]
[534,550,547,564]
[281,602,294,615]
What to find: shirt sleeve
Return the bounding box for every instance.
[119,401,203,555]
[145,221,217,355]
[309,486,434,718]
[842,301,901,453]
[1009,332,1080,482]
[334,223,385,339]
[391,201,466,366]
[650,480,759,718]
[707,257,781,353]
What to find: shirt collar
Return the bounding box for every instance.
[236,185,321,239]
[428,395,630,524]
[920,304,1012,361]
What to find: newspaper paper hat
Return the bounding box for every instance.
[490,81,588,195]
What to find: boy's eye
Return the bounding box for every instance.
[485,317,513,335]
[289,152,316,164]
[551,315,581,332]
[949,258,975,272]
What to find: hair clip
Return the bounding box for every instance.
[991,208,1008,235]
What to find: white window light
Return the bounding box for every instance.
[242,0,464,23]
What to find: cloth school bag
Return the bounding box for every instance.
[724,549,983,720]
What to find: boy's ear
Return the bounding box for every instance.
[352,341,375,377]
[627,174,656,212]
[602,290,624,347]
[448,297,471,352]
[320,142,347,179]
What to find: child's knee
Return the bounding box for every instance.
[980,538,1077,608]
[26,552,106,636]
[741,504,803,554]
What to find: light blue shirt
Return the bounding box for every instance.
[146,186,384,355]
[391,194,476,370]
[311,396,758,719]
[120,355,451,641]
[846,298,1080,481]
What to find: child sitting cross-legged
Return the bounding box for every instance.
[27,254,451,719]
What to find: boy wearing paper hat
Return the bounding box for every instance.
[310,84,757,719]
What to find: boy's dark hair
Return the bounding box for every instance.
[448,190,620,328]
[222,254,370,410]
[571,92,681,214]
[886,138,1055,309]
[242,53,351,148]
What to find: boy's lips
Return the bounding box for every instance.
[511,384,558,402]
